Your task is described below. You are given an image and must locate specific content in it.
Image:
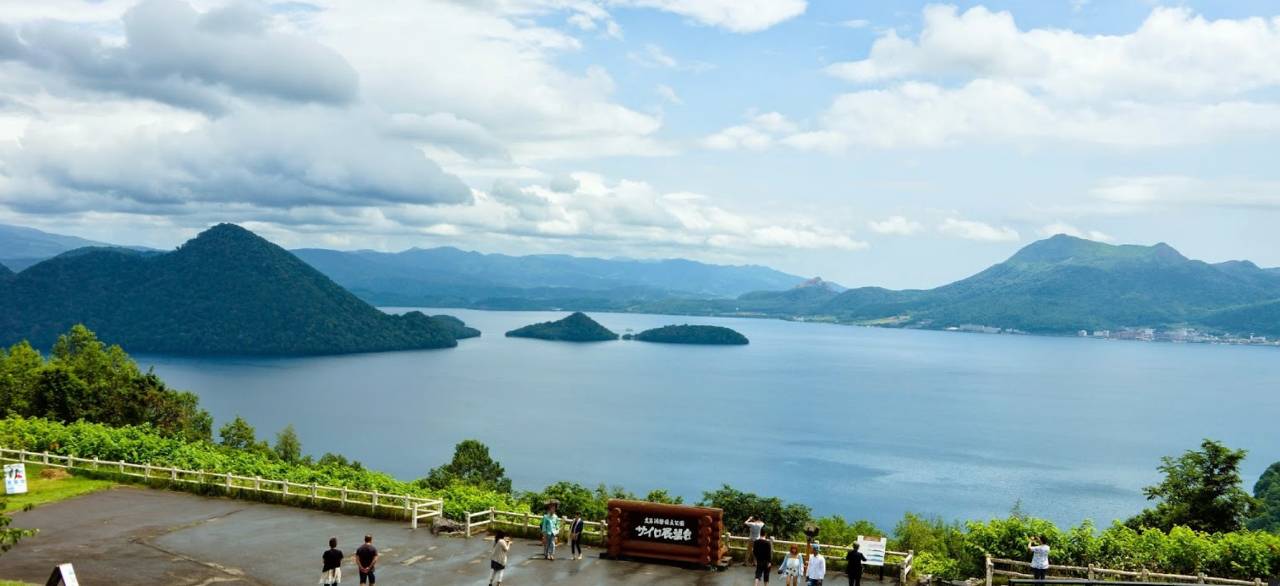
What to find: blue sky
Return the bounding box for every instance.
[1,0,1279,288]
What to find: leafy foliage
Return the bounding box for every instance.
[520,481,635,520]
[273,424,303,463]
[1128,439,1259,533]
[699,484,812,539]
[505,312,618,342]
[0,224,479,355]
[1246,462,1280,532]
[0,326,211,441]
[629,324,749,345]
[0,506,35,556]
[218,416,262,452]
[421,440,513,494]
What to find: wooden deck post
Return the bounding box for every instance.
[985,556,993,586]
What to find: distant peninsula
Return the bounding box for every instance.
[626,324,749,345]
[0,224,480,356]
[505,312,618,342]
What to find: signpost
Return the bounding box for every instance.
[45,563,79,586]
[4,463,27,495]
[605,499,727,567]
[857,535,888,566]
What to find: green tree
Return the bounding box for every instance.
[0,506,35,555]
[30,365,91,422]
[1247,462,1280,532]
[421,440,512,493]
[1128,439,1259,533]
[0,341,44,415]
[273,424,303,463]
[219,416,258,450]
[644,489,684,505]
[699,484,812,539]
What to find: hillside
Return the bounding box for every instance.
[292,246,806,306]
[0,262,10,277]
[0,223,150,272]
[505,312,618,342]
[0,224,479,355]
[629,324,749,345]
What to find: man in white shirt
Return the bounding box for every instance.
[744,516,765,566]
[806,545,827,586]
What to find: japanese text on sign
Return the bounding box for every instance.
[633,516,696,543]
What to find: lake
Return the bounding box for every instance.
[136,309,1280,530]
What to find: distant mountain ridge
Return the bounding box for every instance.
[0,223,151,271]
[0,224,479,355]
[291,246,808,307]
[636,235,1280,336]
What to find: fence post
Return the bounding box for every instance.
[311,483,318,502]
[170,467,177,481]
[93,456,99,470]
[1141,569,1150,582]
[466,513,473,538]
[225,473,232,491]
[42,450,49,465]
[489,508,496,526]
[145,463,152,479]
[372,491,379,511]
[283,481,289,497]
[1088,565,1095,581]
[985,556,993,586]
[341,488,347,505]
[412,503,419,530]
[18,451,25,463]
[119,461,125,473]
[254,476,261,491]
[1198,573,1206,584]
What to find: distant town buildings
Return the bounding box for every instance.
[944,324,1279,348]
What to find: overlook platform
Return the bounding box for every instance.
[0,487,887,585]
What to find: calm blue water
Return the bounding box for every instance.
[136,309,1280,530]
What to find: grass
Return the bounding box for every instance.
[0,464,116,513]
[0,581,37,586]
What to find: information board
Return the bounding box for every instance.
[4,463,27,495]
[857,535,887,567]
[606,499,726,567]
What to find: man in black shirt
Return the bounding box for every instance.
[846,543,867,586]
[356,534,379,584]
[322,537,343,586]
[753,529,774,586]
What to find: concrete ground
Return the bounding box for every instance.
[0,487,879,585]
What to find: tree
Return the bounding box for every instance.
[645,489,684,505]
[1247,461,1280,532]
[219,416,258,450]
[0,341,43,416]
[1128,439,1258,533]
[0,506,35,555]
[699,484,812,539]
[273,424,303,463]
[421,440,512,493]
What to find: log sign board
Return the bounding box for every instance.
[606,499,726,566]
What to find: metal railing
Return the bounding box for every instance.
[986,556,1265,586]
[0,448,443,524]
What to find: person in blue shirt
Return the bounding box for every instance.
[541,502,561,560]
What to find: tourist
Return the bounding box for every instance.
[846,543,866,586]
[321,536,343,586]
[744,515,765,565]
[779,544,805,586]
[356,534,379,585]
[541,502,561,560]
[806,544,827,586]
[569,513,585,560]
[490,530,512,586]
[1028,536,1051,581]
[753,528,774,586]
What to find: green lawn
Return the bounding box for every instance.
[1,464,115,513]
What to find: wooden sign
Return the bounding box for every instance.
[605,499,726,567]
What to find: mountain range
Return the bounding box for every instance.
[0,224,478,355]
[0,223,151,272]
[635,235,1280,336]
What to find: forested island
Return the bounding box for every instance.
[625,324,749,345]
[0,224,479,355]
[505,312,619,341]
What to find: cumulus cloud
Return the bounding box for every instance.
[868,215,923,236]
[938,218,1020,242]
[0,0,359,115]
[628,43,679,68]
[1038,222,1113,242]
[617,0,807,33]
[702,111,797,150]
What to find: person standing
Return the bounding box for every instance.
[489,530,512,586]
[806,545,827,586]
[321,536,343,586]
[846,543,866,586]
[569,513,585,560]
[541,502,561,560]
[779,545,805,586]
[744,515,765,566]
[753,529,774,586]
[355,534,379,585]
[1028,536,1051,581]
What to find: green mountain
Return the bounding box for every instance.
[292,246,808,307]
[0,224,479,355]
[629,324,749,345]
[505,312,618,342]
[641,235,1280,335]
[0,262,11,277]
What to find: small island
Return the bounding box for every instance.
[505,312,619,342]
[625,324,749,345]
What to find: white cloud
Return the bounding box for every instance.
[838,19,870,29]
[656,84,683,105]
[938,218,1020,242]
[628,43,679,68]
[868,215,923,236]
[1089,176,1280,210]
[1038,222,1114,242]
[701,111,797,150]
[616,0,807,33]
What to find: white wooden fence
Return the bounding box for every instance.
[0,448,443,524]
[725,534,915,582]
[463,508,609,540]
[986,556,1266,586]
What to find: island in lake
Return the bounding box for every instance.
[625,324,749,345]
[505,312,619,342]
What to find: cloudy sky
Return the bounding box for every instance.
[2,0,1279,288]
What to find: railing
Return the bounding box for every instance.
[726,534,914,581]
[986,556,1265,586]
[465,508,610,541]
[0,448,443,525]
